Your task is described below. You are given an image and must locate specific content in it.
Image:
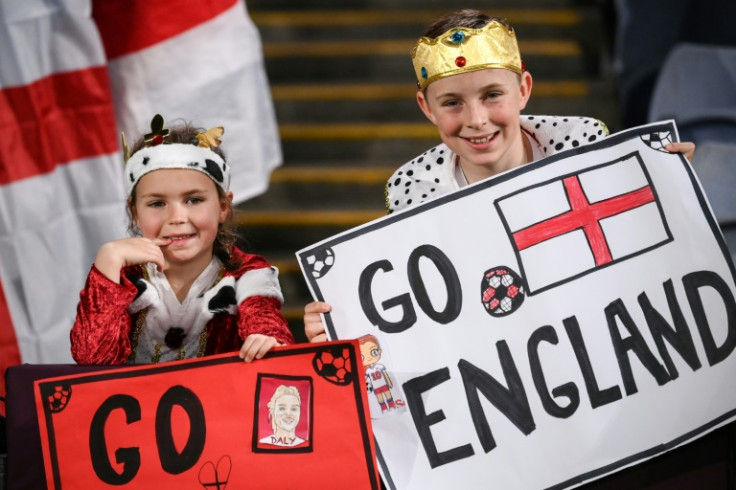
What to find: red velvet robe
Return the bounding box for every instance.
[71,247,294,364]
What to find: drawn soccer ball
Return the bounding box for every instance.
[46,384,72,413]
[641,131,673,151]
[305,248,335,279]
[480,266,526,317]
[313,346,354,385]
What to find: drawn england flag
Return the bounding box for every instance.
[496,152,673,295]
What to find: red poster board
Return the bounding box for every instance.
[34,342,379,489]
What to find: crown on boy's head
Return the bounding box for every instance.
[411,20,522,90]
[122,114,230,196]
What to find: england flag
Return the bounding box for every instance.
[0,0,282,406]
[496,153,673,294]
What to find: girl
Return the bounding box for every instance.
[71,115,294,364]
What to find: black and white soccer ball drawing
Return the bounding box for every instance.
[304,247,335,279]
[641,131,674,151]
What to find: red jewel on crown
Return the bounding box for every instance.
[143,114,170,147]
[455,56,467,68]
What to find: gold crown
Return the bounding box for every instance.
[411,20,522,90]
[120,114,224,162]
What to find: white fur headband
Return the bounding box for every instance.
[124,143,230,196]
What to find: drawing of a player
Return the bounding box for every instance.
[259,385,306,447]
[359,334,397,412]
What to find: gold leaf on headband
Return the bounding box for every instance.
[121,132,130,162]
[196,126,225,149]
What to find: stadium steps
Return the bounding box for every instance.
[240,2,620,340]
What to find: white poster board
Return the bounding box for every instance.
[297,121,736,489]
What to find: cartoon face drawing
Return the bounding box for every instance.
[357,334,405,414]
[359,336,381,367]
[258,384,307,448]
[255,377,313,451]
[272,392,301,433]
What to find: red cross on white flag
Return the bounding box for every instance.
[496,153,673,294]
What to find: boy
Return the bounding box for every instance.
[304,10,694,341]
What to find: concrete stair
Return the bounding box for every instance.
[238,1,621,341]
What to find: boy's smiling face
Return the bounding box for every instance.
[417,68,533,182]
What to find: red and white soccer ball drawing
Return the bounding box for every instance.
[481,266,526,317]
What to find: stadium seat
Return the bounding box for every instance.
[648,43,736,145]
[691,141,736,264]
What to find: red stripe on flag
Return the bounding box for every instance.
[513,176,656,266]
[0,278,21,416]
[0,67,118,185]
[93,0,239,60]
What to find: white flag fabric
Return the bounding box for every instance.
[93,0,282,204]
[0,0,128,385]
[0,0,283,402]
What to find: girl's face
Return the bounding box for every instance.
[417,68,533,182]
[133,169,230,269]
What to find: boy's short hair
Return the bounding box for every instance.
[422,9,511,38]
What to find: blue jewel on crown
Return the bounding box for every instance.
[421,67,428,79]
[451,30,465,44]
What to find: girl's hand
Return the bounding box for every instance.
[304,301,331,343]
[94,237,171,283]
[665,142,696,161]
[239,334,282,362]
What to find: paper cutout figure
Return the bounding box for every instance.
[359,335,399,413]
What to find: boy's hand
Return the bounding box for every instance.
[94,237,171,283]
[239,334,282,362]
[665,142,695,161]
[304,301,331,343]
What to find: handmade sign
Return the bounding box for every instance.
[297,121,736,489]
[34,342,379,489]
